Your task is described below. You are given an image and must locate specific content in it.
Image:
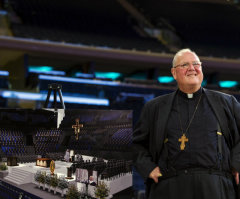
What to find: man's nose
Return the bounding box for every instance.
[188,63,195,70]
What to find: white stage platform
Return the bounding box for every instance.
[5,161,74,185]
[4,158,132,198]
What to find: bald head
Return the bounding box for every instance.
[172,49,200,68]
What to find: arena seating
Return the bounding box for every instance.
[9,0,168,53]
[0,129,26,156]
[0,180,42,199]
[34,129,61,155]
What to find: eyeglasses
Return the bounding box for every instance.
[173,61,202,69]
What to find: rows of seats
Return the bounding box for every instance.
[9,0,168,53]
[71,156,106,174]
[100,128,132,151]
[11,24,167,53]
[69,135,93,151]
[34,129,61,155]
[69,133,132,151]
[46,152,64,160]
[110,128,132,150]
[104,159,132,179]
[0,182,20,199]
[0,180,42,199]
[186,42,240,60]
[16,154,38,163]
[71,156,131,180]
[10,0,239,58]
[0,129,24,144]
[1,146,25,156]
[97,159,132,180]
[0,129,26,156]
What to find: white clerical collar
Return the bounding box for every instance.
[187,93,193,98]
[178,87,202,99]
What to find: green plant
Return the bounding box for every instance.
[45,174,51,185]
[65,184,80,199]
[94,181,109,199]
[39,171,46,184]
[34,171,41,183]
[58,177,69,190]
[0,164,7,170]
[50,174,58,188]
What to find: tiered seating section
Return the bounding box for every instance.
[34,129,61,155]
[71,157,132,197]
[46,152,64,161]
[0,180,42,199]
[17,154,38,163]
[110,129,132,150]
[128,0,240,59]
[9,0,168,53]
[0,128,63,159]
[0,129,26,156]
[71,157,132,179]
[101,159,132,180]
[68,125,132,152]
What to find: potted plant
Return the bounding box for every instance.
[50,174,59,194]
[94,181,109,199]
[45,174,51,192]
[66,184,80,199]
[0,163,8,178]
[58,177,69,197]
[34,171,42,188]
[39,171,46,190]
[0,164,7,170]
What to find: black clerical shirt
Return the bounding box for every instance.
[162,88,230,172]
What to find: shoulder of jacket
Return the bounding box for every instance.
[145,91,175,108]
[204,88,232,99]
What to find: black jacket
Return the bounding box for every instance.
[133,88,240,181]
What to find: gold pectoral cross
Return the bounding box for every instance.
[72,119,83,140]
[178,133,188,150]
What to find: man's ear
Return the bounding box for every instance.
[171,67,177,80]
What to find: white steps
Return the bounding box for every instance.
[4,167,33,185]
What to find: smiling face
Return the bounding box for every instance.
[171,51,203,93]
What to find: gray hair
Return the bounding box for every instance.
[172,48,199,67]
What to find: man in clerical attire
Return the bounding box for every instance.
[133,49,240,199]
